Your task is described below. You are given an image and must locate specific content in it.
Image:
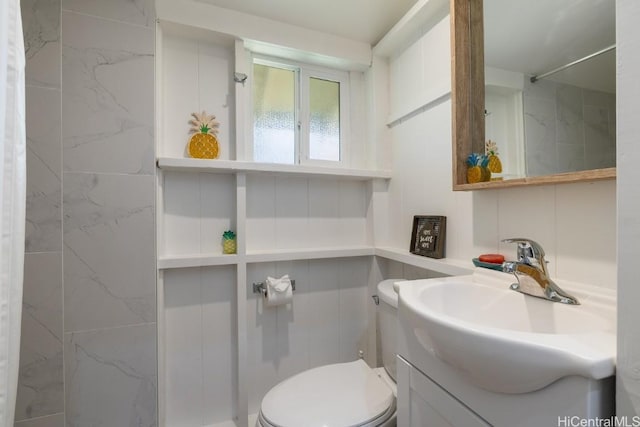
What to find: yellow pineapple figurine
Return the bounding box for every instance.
[188,111,220,159]
[485,139,503,174]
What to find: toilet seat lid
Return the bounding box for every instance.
[260,359,395,427]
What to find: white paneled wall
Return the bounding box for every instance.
[383,15,617,290]
[163,258,371,419]
[246,176,369,252]
[162,172,236,256]
[164,265,237,426]
[388,15,450,122]
[160,27,235,159]
[245,258,370,414]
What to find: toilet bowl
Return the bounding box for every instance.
[257,279,403,427]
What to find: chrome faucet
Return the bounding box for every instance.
[501,238,579,305]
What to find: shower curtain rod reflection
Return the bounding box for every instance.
[530,44,616,83]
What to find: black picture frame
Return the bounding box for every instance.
[409,216,446,259]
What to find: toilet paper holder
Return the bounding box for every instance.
[252,279,296,297]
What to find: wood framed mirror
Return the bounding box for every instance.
[451,0,616,190]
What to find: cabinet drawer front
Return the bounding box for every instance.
[398,357,490,427]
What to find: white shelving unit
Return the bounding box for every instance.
[154,1,459,424]
[155,18,392,427]
[158,166,387,427]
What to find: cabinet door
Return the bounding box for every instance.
[397,357,490,427]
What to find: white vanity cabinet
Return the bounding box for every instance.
[397,356,490,427]
[397,338,615,427]
[395,277,616,427]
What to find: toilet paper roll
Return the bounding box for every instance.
[265,275,293,307]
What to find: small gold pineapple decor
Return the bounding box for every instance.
[466,153,492,184]
[485,140,503,174]
[188,111,220,159]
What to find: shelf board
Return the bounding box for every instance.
[157,157,392,180]
[375,246,474,276]
[159,246,475,274]
[158,253,239,269]
[245,246,375,263]
[453,167,616,191]
[158,246,376,269]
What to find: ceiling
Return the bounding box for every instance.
[195,0,419,45]
[194,0,615,93]
[484,0,615,93]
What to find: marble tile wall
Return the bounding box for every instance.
[523,79,616,176]
[16,254,64,422]
[60,1,157,426]
[18,0,64,424]
[61,9,155,175]
[64,324,157,426]
[15,414,65,427]
[18,0,157,425]
[63,173,155,332]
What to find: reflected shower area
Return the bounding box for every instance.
[482,0,615,178]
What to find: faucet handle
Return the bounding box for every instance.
[501,238,546,263]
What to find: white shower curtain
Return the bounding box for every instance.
[0,0,26,425]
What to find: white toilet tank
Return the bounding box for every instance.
[377,279,404,382]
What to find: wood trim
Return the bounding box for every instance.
[469,0,484,155]
[450,0,471,188]
[451,0,484,188]
[452,167,616,191]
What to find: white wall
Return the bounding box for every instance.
[155,0,371,71]
[382,15,617,290]
[616,0,640,417]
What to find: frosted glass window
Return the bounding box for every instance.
[253,63,296,164]
[309,77,340,161]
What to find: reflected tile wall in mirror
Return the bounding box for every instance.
[523,79,615,176]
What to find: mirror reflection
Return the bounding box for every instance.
[482,0,615,179]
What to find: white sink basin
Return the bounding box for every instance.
[398,269,616,394]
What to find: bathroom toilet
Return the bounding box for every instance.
[257,279,403,427]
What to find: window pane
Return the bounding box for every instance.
[309,77,340,161]
[253,64,296,164]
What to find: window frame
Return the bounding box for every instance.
[250,54,350,166]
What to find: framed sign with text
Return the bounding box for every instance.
[409,216,446,259]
